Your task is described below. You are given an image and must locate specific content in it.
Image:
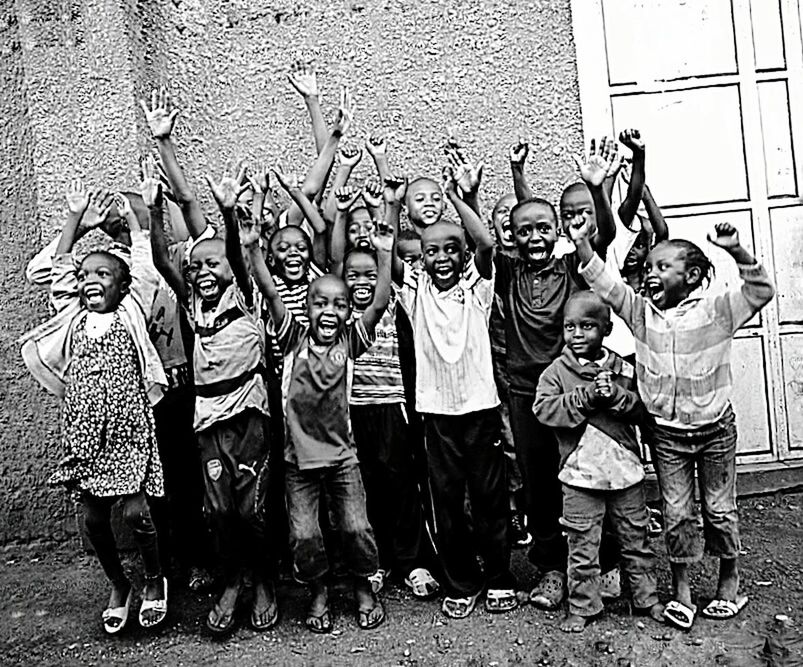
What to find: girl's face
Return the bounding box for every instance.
[347,210,376,250]
[643,243,699,310]
[77,253,129,313]
[622,228,651,276]
[269,228,311,282]
[492,194,517,252]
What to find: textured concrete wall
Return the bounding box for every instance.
[1,0,582,544]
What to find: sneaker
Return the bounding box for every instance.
[509,511,532,548]
[599,568,621,600]
[368,568,390,594]
[404,567,440,599]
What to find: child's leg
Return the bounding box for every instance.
[607,483,662,621]
[422,413,484,599]
[560,484,605,630]
[697,410,741,600]
[82,494,130,601]
[285,462,329,582]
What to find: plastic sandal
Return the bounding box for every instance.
[441,591,481,619]
[305,607,332,634]
[701,596,748,620]
[368,568,390,594]
[663,599,697,630]
[530,571,566,610]
[404,568,440,599]
[485,588,519,613]
[139,577,168,629]
[102,588,133,635]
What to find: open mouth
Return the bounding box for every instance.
[644,278,664,304]
[83,285,104,307]
[355,238,372,249]
[528,246,548,262]
[434,264,454,283]
[353,286,372,302]
[196,277,218,298]
[421,208,439,222]
[317,313,339,339]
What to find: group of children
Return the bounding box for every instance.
[21,63,774,638]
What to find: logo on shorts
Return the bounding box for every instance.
[206,458,223,482]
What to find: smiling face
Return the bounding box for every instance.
[307,275,352,344]
[492,193,517,253]
[562,291,612,360]
[343,249,378,310]
[421,222,466,291]
[187,239,233,305]
[510,201,559,267]
[559,183,598,239]
[405,178,443,229]
[643,242,700,310]
[397,236,422,266]
[269,226,311,282]
[347,208,376,250]
[622,227,651,277]
[77,252,130,313]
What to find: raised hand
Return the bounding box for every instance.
[333,86,354,136]
[247,163,270,194]
[365,134,387,158]
[271,163,300,192]
[370,220,395,254]
[82,189,114,229]
[339,144,363,168]
[383,173,408,205]
[139,155,163,208]
[287,60,319,98]
[334,185,361,212]
[567,214,594,244]
[441,165,459,197]
[707,222,740,250]
[362,178,383,209]
[573,136,618,188]
[139,87,179,140]
[113,192,133,218]
[509,138,529,167]
[619,128,645,154]
[239,216,261,248]
[65,179,90,214]
[205,162,249,211]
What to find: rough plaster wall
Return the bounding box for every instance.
[1,0,582,543]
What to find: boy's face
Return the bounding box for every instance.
[511,202,559,266]
[343,251,378,310]
[347,209,376,250]
[622,227,651,276]
[421,223,466,291]
[77,253,129,313]
[643,243,696,310]
[560,185,597,238]
[492,194,517,252]
[269,227,311,282]
[397,238,422,266]
[187,239,233,304]
[563,295,611,360]
[307,276,351,344]
[406,179,443,228]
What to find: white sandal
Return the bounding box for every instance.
[139,577,168,629]
[404,568,440,599]
[102,588,133,635]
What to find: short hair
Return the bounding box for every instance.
[565,290,611,321]
[343,245,377,271]
[397,229,421,242]
[560,181,590,203]
[267,225,312,250]
[662,239,716,290]
[80,250,131,287]
[509,197,558,226]
[346,206,373,225]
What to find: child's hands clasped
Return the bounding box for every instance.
[593,370,614,403]
[574,137,618,188]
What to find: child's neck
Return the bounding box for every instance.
[576,347,606,363]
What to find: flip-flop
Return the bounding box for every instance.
[139,577,168,629]
[305,606,332,634]
[701,595,748,620]
[206,602,238,637]
[663,599,697,630]
[250,600,279,631]
[485,588,519,613]
[102,588,133,635]
[357,600,386,630]
[441,590,482,619]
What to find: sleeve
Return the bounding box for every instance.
[129,230,161,315]
[563,252,589,290]
[348,318,377,359]
[233,278,263,319]
[26,233,61,287]
[579,253,640,328]
[493,252,513,295]
[275,310,305,355]
[533,363,598,428]
[49,254,80,314]
[714,262,775,334]
[396,262,419,317]
[463,256,496,315]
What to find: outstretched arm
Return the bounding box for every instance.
[443,167,494,278]
[617,129,646,230]
[573,137,618,257]
[359,222,394,334]
[641,183,668,242]
[56,185,112,256]
[288,60,327,154]
[330,185,362,275]
[240,217,287,326]
[509,139,534,202]
[322,145,362,224]
[383,174,408,284]
[365,134,391,185]
[445,139,483,217]
[273,165,328,268]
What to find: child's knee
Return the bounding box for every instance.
[121,497,155,533]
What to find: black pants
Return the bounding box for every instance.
[422,408,514,597]
[509,389,620,574]
[150,384,211,575]
[197,409,275,584]
[351,403,433,578]
[83,491,161,587]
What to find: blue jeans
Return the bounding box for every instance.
[285,461,378,582]
[645,407,740,564]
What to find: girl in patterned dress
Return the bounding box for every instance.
[21,182,169,635]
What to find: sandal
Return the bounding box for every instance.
[441,590,481,619]
[530,571,566,610]
[357,600,386,630]
[485,588,519,613]
[663,599,697,630]
[368,568,390,594]
[701,596,748,620]
[139,577,168,629]
[305,606,333,634]
[102,588,133,635]
[188,567,214,592]
[250,599,279,631]
[404,568,440,600]
[206,602,238,636]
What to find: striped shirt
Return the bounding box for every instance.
[580,253,774,427]
[397,261,499,416]
[350,292,406,406]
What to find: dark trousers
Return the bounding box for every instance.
[150,384,211,575]
[423,408,514,597]
[509,389,620,574]
[82,491,161,587]
[351,402,433,578]
[197,409,275,584]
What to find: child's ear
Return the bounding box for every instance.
[119,277,132,296]
[685,265,702,290]
[604,320,613,336]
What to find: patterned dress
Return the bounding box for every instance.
[52,313,164,497]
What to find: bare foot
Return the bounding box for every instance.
[560,613,589,633]
[251,580,278,630]
[647,602,665,623]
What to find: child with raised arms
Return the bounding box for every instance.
[571,218,774,630]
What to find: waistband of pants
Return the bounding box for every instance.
[195,363,266,398]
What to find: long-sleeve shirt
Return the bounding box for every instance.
[579,252,775,427]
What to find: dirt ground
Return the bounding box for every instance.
[1,492,801,667]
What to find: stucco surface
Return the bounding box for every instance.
[1,0,581,543]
